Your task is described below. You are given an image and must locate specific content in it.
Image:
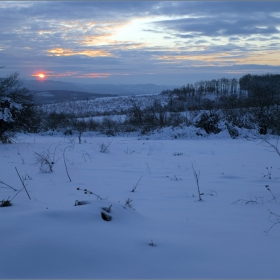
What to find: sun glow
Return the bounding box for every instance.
[32,73,46,79]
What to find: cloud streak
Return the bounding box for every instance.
[46,48,113,58]
[157,50,280,67]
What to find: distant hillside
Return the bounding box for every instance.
[23,79,176,97]
[74,83,177,96]
[32,90,117,105]
[24,80,85,92]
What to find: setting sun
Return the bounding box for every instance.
[31,72,47,79]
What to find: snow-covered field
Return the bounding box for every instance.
[1,133,280,278]
[38,93,168,117]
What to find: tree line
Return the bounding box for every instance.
[162,73,280,100]
[1,72,280,142]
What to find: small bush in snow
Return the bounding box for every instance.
[34,151,55,172]
[97,116,121,136]
[125,198,133,208]
[34,144,60,173]
[1,199,12,207]
[173,152,183,156]
[99,141,113,153]
[262,167,272,180]
[264,210,280,235]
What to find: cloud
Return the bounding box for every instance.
[31,71,110,79]
[31,71,78,78]
[75,73,110,78]
[152,16,280,39]
[46,48,113,58]
[156,50,280,67]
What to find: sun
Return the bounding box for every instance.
[38,73,45,79]
[31,72,47,79]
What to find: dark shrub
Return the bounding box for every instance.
[195,113,221,134]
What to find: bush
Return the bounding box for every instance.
[0,72,35,143]
[100,116,119,136]
[225,123,239,139]
[43,112,74,131]
[195,113,221,134]
[167,112,186,127]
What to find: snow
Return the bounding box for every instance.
[37,93,168,117]
[1,133,280,278]
[0,107,13,122]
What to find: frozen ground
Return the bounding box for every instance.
[1,132,280,278]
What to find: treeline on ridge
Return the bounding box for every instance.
[1,72,280,142]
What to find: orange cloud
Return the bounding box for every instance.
[237,51,280,66]
[46,48,113,57]
[156,50,280,66]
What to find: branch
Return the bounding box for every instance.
[261,137,280,157]
[0,180,18,191]
[192,163,202,201]
[15,167,31,200]
[63,145,74,182]
[131,175,142,192]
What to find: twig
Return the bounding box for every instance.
[232,197,264,205]
[265,185,277,203]
[80,150,92,162]
[63,145,74,182]
[146,163,151,174]
[17,150,25,164]
[191,163,202,201]
[76,187,106,200]
[125,198,133,208]
[99,140,113,153]
[0,180,18,191]
[264,210,280,234]
[261,137,280,157]
[131,175,142,192]
[15,167,31,200]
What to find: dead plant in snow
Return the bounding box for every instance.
[264,210,280,235]
[191,163,202,201]
[76,187,106,200]
[34,144,60,172]
[99,140,113,153]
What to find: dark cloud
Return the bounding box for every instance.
[149,2,280,18]
[153,16,280,38]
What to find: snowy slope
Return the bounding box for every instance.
[0,134,280,278]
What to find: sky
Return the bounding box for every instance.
[0,1,280,86]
